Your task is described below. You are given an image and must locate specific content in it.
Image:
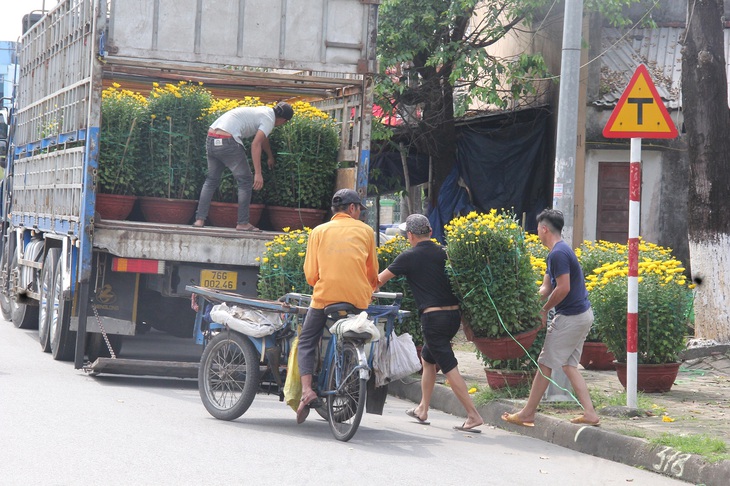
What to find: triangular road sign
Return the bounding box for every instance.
[603,64,678,139]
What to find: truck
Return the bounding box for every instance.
[1,0,378,374]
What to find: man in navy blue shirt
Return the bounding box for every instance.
[502,209,599,427]
[379,214,483,432]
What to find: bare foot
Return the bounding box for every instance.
[463,416,484,429]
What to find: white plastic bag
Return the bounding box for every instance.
[209,303,284,337]
[329,311,380,342]
[372,332,421,387]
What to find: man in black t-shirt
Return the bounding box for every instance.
[378,214,483,432]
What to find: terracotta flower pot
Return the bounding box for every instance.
[613,361,681,393]
[580,341,616,370]
[208,202,263,228]
[96,193,137,220]
[484,368,533,390]
[267,205,327,231]
[462,321,541,360]
[139,197,197,224]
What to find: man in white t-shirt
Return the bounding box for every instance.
[193,102,293,231]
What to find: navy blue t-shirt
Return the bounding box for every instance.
[547,240,590,315]
[387,240,459,313]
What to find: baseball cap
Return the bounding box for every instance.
[331,189,366,209]
[399,214,431,235]
[273,102,294,120]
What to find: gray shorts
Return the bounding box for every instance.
[538,307,594,370]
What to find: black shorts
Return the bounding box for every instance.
[420,309,460,374]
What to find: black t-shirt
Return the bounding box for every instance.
[387,240,459,313]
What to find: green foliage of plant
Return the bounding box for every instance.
[588,243,693,364]
[216,167,265,205]
[589,388,653,410]
[576,239,627,277]
[376,235,422,346]
[256,228,312,300]
[650,433,729,463]
[138,81,212,199]
[99,85,147,195]
[445,209,541,339]
[473,380,531,405]
[576,239,675,342]
[267,110,340,210]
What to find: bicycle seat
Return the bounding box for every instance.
[323,302,359,320]
[341,331,373,342]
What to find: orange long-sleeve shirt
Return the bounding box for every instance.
[303,212,379,309]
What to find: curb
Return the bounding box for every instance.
[388,378,730,486]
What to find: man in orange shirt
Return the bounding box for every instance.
[296,189,379,424]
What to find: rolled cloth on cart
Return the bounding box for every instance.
[209,303,285,337]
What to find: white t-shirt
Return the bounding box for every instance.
[210,106,276,146]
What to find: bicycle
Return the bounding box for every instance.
[188,286,406,442]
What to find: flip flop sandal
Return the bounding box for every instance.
[236,224,262,232]
[570,416,600,426]
[405,408,430,425]
[453,422,482,433]
[501,412,535,427]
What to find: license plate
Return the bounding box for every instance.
[200,270,237,290]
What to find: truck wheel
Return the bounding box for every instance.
[50,258,75,361]
[38,248,60,352]
[0,244,12,321]
[86,333,123,362]
[10,250,39,329]
[199,331,260,421]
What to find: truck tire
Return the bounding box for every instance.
[0,243,12,321]
[10,250,39,329]
[50,258,75,361]
[86,333,123,362]
[38,248,60,352]
[199,331,260,421]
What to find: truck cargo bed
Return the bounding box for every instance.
[94,220,274,266]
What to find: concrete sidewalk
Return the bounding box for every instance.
[388,335,730,486]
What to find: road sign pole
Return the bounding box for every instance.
[626,137,641,408]
[602,64,678,409]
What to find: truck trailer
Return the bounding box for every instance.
[1,0,377,373]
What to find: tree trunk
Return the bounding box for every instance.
[681,0,730,342]
[421,74,456,207]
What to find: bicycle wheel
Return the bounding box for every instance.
[199,331,260,421]
[327,340,367,442]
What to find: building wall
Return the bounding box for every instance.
[584,148,662,243]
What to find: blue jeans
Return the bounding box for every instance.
[195,137,253,225]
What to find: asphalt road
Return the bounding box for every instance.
[0,319,689,486]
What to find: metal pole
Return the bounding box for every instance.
[544,0,584,402]
[552,0,584,248]
[626,138,641,408]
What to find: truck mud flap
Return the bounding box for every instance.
[84,358,198,378]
